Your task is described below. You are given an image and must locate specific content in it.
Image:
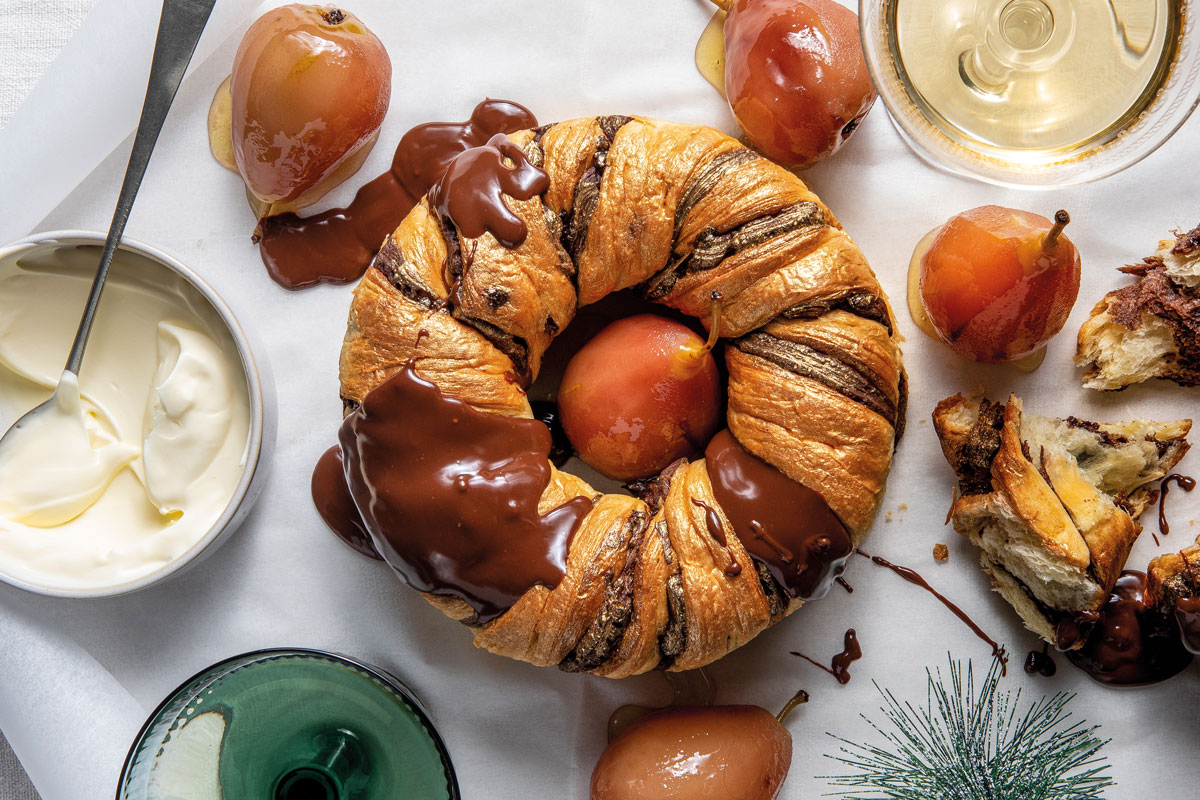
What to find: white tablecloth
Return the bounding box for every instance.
[1,1,1199,799]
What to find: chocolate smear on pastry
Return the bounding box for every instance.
[259,98,537,290]
[704,429,852,600]
[339,361,593,623]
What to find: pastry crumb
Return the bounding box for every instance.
[885,511,894,522]
[933,543,949,562]
[899,504,908,511]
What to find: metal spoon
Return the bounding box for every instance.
[0,0,216,518]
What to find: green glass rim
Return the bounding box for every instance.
[115,647,461,800]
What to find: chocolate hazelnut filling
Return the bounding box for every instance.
[564,115,633,260]
[672,148,761,240]
[736,331,896,424]
[645,201,824,300]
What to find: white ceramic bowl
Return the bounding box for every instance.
[0,230,276,598]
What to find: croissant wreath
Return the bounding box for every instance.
[337,115,905,677]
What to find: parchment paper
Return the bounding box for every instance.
[0,1,1197,797]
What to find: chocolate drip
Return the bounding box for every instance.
[257,99,537,290]
[835,576,854,593]
[1159,473,1196,536]
[791,628,862,685]
[310,445,381,560]
[857,549,1009,671]
[338,361,593,623]
[737,331,896,424]
[1024,643,1057,677]
[1175,597,1200,654]
[690,498,742,577]
[1066,571,1193,686]
[430,133,549,248]
[531,400,573,467]
[704,429,852,600]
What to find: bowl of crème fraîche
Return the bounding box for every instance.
[0,231,275,597]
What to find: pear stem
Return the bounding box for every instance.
[702,291,723,354]
[776,689,809,724]
[1042,210,1070,252]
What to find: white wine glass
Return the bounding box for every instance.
[860,0,1200,187]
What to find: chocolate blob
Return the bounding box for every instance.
[689,497,742,577]
[338,362,593,623]
[704,429,851,599]
[429,132,549,248]
[311,445,380,560]
[258,99,538,290]
[1066,571,1193,686]
[1024,644,1057,677]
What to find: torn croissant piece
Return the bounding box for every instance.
[932,393,1191,648]
[339,116,905,675]
[1148,541,1200,609]
[1076,222,1200,390]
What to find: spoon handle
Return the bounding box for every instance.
[63,0,217,375]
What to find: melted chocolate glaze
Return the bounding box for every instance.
[339,361,593,623]
[1066,571,1193,686]
[704,429,852,600]
[791,628,862,685]
[856,549,1009,672]
[1175,597,1200,655]
[1024,643,1057,677]
[311,445,381,560]
[1055,611,1100,651]
[258,99,538,290]
[1159,473,1196,536]
[429,132,548,248]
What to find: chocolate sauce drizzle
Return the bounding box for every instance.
[311,445,381,560]
[258,99,538,290]
[429,133,548,248]
[1065,571,1193,686]
[791,629,862,685]
[1158,473,1195,537]
[1024,643,1056,677]
[856,549,1009,672]
[704,429,852,600]
[338,361,593,622]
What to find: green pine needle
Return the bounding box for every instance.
[822,656,1114,799]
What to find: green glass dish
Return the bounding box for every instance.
[117,649,459,800]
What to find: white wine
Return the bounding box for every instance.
[883,0,1182,159]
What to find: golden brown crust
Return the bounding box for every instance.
[340,116,904,675]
